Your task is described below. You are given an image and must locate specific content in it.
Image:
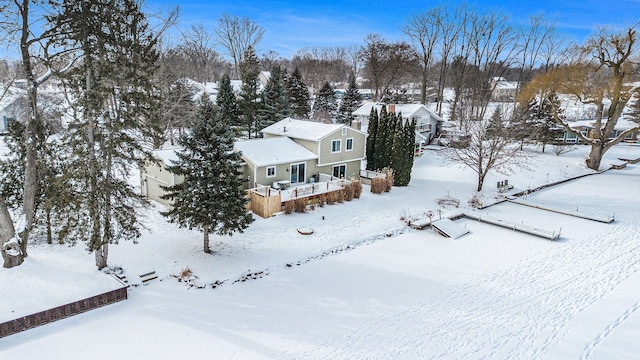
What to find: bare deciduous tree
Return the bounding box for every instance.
[403,8,441,104]
[178,24,226,82]
[215,13,264,77]
[444,119,530,191]
[359,34,416,101]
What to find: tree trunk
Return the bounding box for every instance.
[0,196,23,268]
[46,209,52,244]
[95,243,108,270]
[586,143,605,170]
[477,173,485,192]
[203,227,210,253]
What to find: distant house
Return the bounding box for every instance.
[258,71,271,87]
[260,117,367,183]
[352,102,444,144]
[555,119,640,144]
[140,148,183,208]
[490,77,519,102]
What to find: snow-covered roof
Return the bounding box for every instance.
[234,136,317,167]
[352,102,444,122]
[566,119,640,131]
[261,118,349,142]
[153,147,181,165]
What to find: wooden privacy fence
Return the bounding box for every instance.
[0,286,128,338]
[247,185,282,218]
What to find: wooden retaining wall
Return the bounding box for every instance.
[0,286,128,338]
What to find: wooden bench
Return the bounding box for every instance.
[139,270,158,285]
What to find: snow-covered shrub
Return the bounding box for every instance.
[317,194,326,207]
[552,144,574,156]
[468,193,484,208]
[179,267,193,282]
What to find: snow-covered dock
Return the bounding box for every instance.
[446,210,562,241]
[506,198,615,223]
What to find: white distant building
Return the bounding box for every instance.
[352,102,444,144]
[490,77,519,102]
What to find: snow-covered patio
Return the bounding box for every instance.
[1,143,639,359]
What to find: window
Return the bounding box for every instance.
[266,166,276,178]
[331,139,341,153]
[290,163,306,184]
[342,127,347,136]
[332,164,346,179]
[345,138,354,151]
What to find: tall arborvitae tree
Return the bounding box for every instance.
[393,116,416,186]
[337,73,361,124]
[284,67,310,118]
[50,0,162,269]
[258,66,290,128]
[217,74,240,130]
[365,107,379,170]
[313,81,337,122]
[238,46,261,138]
[161,97,253,253]
[373,106,392,170]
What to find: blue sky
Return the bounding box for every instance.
[147,0,640,58]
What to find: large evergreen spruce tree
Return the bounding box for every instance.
[161,97,253,253]
[313,81,337,122]
[238,46,261,138]
[258,66,290,128]
[336,74,361,124]
[217,74,241,131]
[50,0,162,269]
[284,67,310,118]
[534,91,564,152]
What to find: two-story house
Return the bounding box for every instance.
[258,117,367,184]
[352,102,443,144]
[140,118,367,206]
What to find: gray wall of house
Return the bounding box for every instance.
[140,161,182,207]
[315,161,361,180]
[317,128,366,166]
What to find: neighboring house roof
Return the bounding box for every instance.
[234,136,317,167]
[152,147,182,165]
[261,117,361,142]
[352,102,444,122]
[567,119,640,131]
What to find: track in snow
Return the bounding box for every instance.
[288,221,640,360]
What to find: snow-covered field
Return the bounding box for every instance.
[1,141,640,359]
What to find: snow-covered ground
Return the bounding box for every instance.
[1,141,640,359]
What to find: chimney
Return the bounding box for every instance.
[388,104,396,113]
[283,126,287,132]
[351,119,361,131]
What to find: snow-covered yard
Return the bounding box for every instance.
[1,142,640,359]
